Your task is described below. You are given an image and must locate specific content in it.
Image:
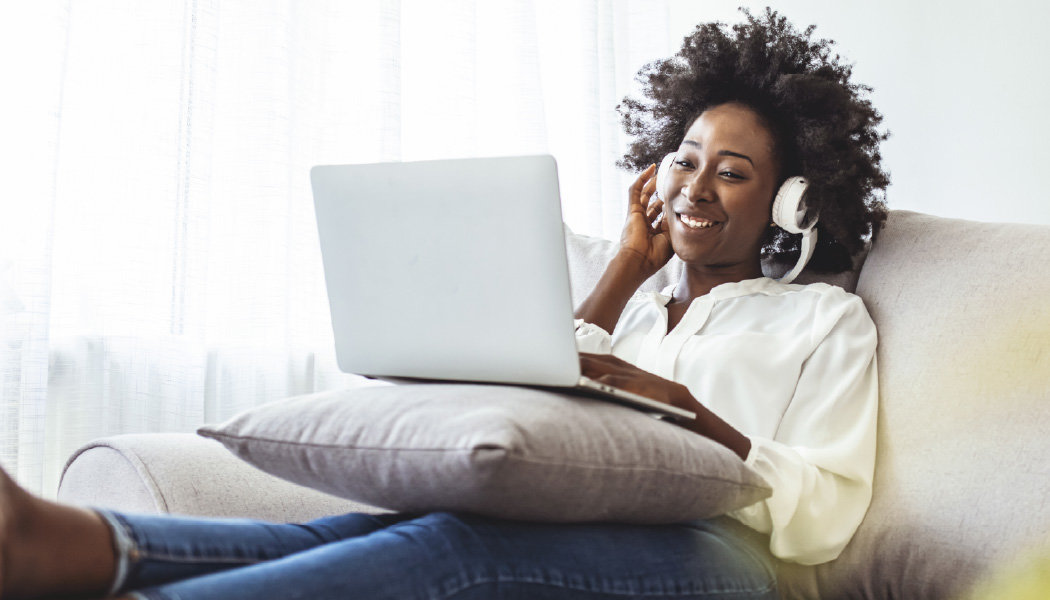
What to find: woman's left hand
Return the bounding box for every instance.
[579,352,752,460]
[579,352,697,416]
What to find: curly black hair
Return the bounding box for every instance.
[617,8,890,272]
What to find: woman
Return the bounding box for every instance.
[0,9,888,600]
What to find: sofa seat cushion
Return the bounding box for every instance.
[199,383,771,524]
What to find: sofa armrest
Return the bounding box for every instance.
[58,433,387,522]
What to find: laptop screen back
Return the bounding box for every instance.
[310,155,581,386]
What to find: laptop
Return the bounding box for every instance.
[310,155,695,421]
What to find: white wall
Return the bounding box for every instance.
[667,0,1050,225]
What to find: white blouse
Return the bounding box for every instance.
[574,276,878,565]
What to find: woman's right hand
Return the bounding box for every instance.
[618,164,673,277]
[572,165,674,332]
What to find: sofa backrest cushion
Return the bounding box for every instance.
[777,210,1050,599]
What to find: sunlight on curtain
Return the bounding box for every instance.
[0,0,671,496]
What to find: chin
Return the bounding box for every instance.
[668,242,706,265]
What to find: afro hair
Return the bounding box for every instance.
[617,8,890,272]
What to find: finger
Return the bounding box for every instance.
[651,211,665,234]
[580,353,637,376]
[593,374,666,404]
[580,354,626,378]
[645,198,663,221]
[580,353,612,377]
[641,173,657,206]
[628,164,657,214]
[595,373,632,389]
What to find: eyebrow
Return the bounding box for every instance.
[681,140,754,166]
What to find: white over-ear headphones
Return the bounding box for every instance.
[655,152,818,284]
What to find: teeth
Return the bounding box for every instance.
[679,214,717,229]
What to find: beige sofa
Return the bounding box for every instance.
[59,210,1050,599]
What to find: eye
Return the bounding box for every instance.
[674,159,694,170]
[719,170,745,180]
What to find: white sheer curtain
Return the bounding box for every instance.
[0,0,672,496]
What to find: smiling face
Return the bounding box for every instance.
[664,102,781,276]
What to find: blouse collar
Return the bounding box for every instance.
[651,276,793,307]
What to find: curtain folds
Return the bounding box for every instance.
[0,0,672,496]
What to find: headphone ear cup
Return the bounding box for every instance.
[771,176,815,234]
[655,153,677,203]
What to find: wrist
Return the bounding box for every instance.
[609,250,657,284]
[674,383,700,414]
[677,389,752,462]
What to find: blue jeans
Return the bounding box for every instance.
[97,510,778,599]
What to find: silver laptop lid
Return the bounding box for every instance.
[310,155,581,386]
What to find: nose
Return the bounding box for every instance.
[682,165,716,204]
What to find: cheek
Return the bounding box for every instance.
[728,193,774,230]
[723,196,776,252]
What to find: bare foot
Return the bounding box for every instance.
[0,466,117,599]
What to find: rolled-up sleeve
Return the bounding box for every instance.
[728,293,878,565]
[573,319,613,354]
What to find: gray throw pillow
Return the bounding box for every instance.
[198,383,771,524]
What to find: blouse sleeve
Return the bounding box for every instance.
[728,291,879,565]
[573,319,613,354]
